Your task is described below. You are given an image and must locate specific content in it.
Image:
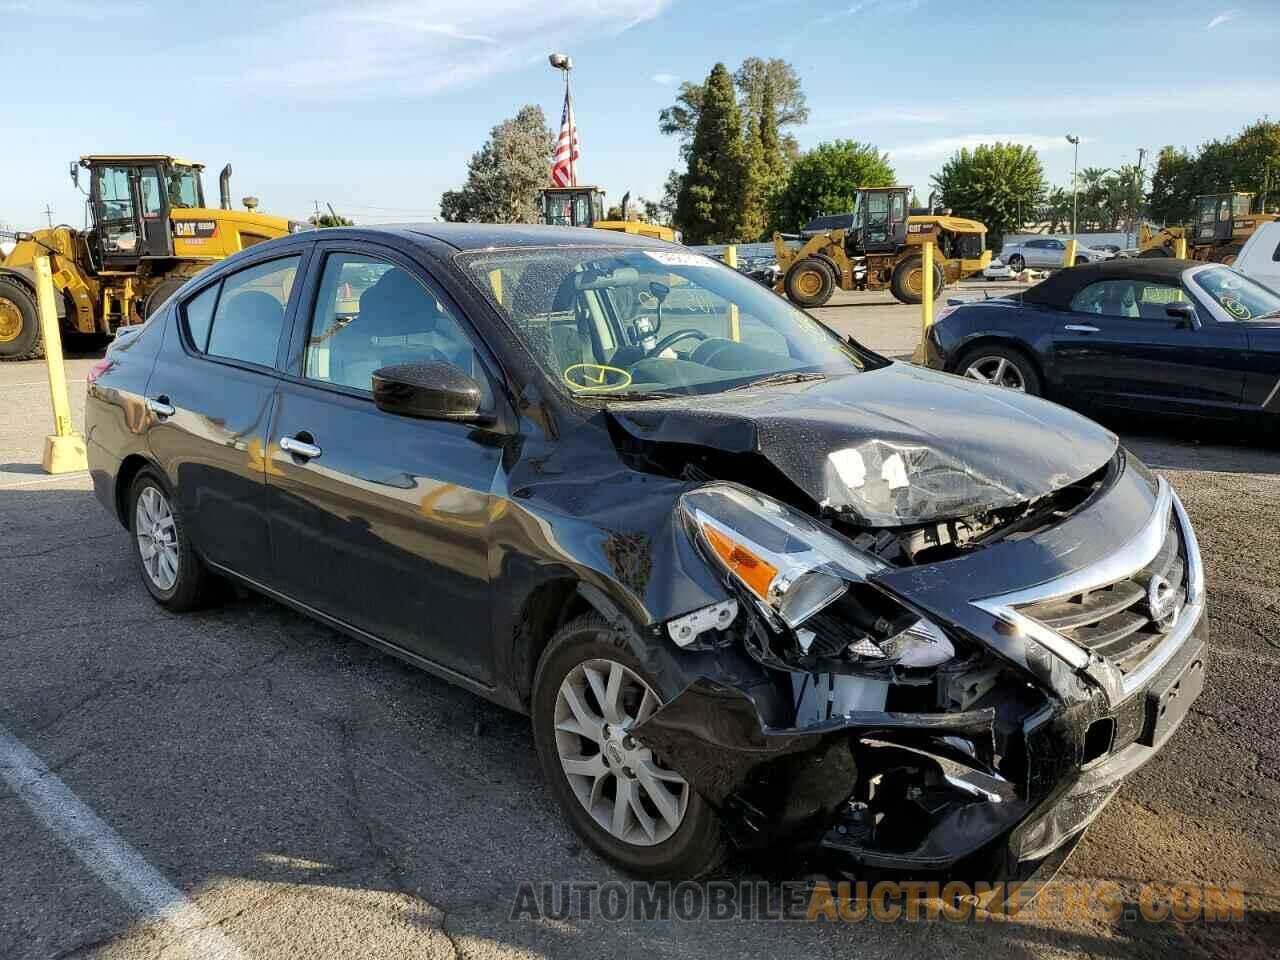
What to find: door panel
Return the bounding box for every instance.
[1052,279,1247,415]
[136,166,173,258]
[264,246,504,683]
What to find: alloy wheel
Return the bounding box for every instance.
[135,486,179,591]
[963,356,1027,391]
[553,658,689,846]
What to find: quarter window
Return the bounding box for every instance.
[303,253,479,393]
[1070,280,1185,319]
[198,256,299,367]
[182,284,219,352]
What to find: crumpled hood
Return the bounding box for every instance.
[606,363,1118,525]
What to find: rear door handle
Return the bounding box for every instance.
[280,434,322,460]
[1064,324,1100,333]
[147,395,175,418]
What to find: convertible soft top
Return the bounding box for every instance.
[1021,257,1194,311]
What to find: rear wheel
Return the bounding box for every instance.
[144,277,188,319]
[0,278,43,361]
[1006,254,1026,271]
[890,254,944,304]
[532,613,727,878]
[784,257,835,307]
[956,344,1041,395]
[128,469,219,611]
[1074,255,1089,265]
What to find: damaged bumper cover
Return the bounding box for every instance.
[632,459,1209,877]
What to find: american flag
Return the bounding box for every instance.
[551,89,578,187]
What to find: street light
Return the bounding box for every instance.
[1066,134,1080,239]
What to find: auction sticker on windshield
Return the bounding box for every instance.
[644,250,714,267]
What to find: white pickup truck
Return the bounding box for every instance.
[1235,221,1280,291]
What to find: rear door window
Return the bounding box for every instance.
[188,256,300,367]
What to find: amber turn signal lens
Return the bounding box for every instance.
[702,523,778,599]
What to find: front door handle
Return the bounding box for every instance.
[280,434,322,461]
[1064,324,1100,333]
[147,395,175,418]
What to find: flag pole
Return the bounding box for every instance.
[564,66,575,186]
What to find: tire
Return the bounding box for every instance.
[890,254,944,304]
[1006,254,1026,272]
[531,612,727,878]
[0,277,44,361]
[144,277,188,319]
[955,343,1042,395]
[1074,255,1089,265]
[128,468,219,612]
[784,257,835,307]
[1213,243,1242,266]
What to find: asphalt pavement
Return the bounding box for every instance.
[2,298,1278,959]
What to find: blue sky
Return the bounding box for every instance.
[1,0,1278,231]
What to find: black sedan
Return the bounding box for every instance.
[925,258,1280,422]
[86,225,1205,882]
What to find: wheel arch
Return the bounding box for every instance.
[114,453,163,529]
[949,333,1046,385]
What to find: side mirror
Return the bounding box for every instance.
[69,161,79,189]
[1166,302,1200,330]
[372,362,487,422]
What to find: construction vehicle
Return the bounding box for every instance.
[1137,192,1279,264]
[540,186,678,242]
[772,186,991,307]
[0,155,306,360]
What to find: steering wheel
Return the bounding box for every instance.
[645,328,708,358]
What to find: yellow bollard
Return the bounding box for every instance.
[912,241,934,364]
[33,255,88,474]
[1174,237,1187,259]
[725,244,740,341]
[1063,238,1077,268]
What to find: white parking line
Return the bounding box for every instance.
[0,471,89,487]
[0,724,247,959]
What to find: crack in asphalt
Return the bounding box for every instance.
[3,530,119,560]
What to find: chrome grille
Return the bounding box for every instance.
[1015,519,1187,675]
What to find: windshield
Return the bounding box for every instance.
[1191,266,1280,321]
[459,245,866,398]
[166,165,203,208]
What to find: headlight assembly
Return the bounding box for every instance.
[679,483,954,668]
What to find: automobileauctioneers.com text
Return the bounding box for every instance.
[511,880,1246,924]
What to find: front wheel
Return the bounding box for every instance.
[784,258,835,307]
[0,278,44,361]
[956,344,1042,395]
[531,613,727,878]
[1006,254,1026,272]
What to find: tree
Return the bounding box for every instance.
[1147,121,1280,223]
[439,105,553,223]
[308,212,353,227]
[931,142,1046,250]
[675,63,752,244]
[769,140,894,233]
[1148,146,1195,224]
[660,57,807,164]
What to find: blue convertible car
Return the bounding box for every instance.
[924,258,1280,423]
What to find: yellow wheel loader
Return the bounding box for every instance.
[1137,192,1279,265]
[0,155,307,360]
[772,186,990,307]
[541,186,679,242]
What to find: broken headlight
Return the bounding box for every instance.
[679,483,953,667]
[823,439,1024,526]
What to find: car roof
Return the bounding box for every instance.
[1021,257,1197,309]
[393,222,673,251]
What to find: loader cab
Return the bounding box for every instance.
[78,155,205,270]
[1194,192,1251,245]
[852,186,911,254]
[542,186,606,228]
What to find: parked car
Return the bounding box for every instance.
[1001,237,1111,271]
[983,259,1016,280]
[1233,220,1280,291]
[925,258,1280,423]
[86,225,1206,882]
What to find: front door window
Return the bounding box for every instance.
[95,165,138,256]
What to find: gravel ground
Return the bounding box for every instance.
[1,299,1278,959]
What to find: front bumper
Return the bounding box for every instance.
[633,466,1208,879]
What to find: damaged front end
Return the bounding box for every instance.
[630,453,1207,881]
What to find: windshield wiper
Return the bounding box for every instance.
[725,371,827,392]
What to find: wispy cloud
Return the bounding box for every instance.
[888,133,1089,161]
[1205,8,1240,29]
[651,72,678,86]
[201,1,672,98]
